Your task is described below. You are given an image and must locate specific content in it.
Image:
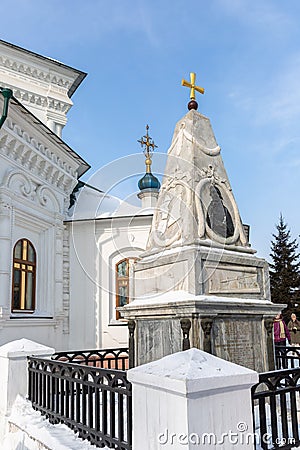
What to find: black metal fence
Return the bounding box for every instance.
[275,345,300,371]
[28,356,132,449]
[52,347,129,370]
[252,367,300,450]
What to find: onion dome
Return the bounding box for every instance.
[138,172,160,191]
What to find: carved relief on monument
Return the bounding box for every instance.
[206,264,261,295]
[168,121,221,157]
[195,164,247,246]
[148,169,194,249]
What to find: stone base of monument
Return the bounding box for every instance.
[122,292,281,372]
[134,242,269,300]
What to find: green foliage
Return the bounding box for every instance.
[270,214,300,306]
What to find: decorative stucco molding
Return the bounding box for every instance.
[2,169,61,213]
[62,226,70,334]
[0,126,77,195]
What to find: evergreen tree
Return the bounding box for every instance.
[270,214,300,306]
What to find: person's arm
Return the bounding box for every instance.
[284,322,291,343]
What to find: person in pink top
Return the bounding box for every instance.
[274,313,291,369]
[274,313,291,346]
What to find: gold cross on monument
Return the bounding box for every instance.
[181,72,205,110]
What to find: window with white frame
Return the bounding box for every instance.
[12,239,36,313]
[115,258,134,319]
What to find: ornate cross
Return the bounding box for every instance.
[138,125,158,173]
[138,125,157,154]
[181,72,205,100]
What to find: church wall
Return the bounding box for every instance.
[67,220,98,350]
[0,102,82,350]
[67,214,152,350]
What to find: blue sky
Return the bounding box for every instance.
[1,0,300,260]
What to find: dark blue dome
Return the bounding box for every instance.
[138,172,161,191]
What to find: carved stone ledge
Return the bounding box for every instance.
[12,88,71,114]
[0,55,71,90]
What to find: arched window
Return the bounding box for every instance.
[12,239,36,313]
[116,258,132,320]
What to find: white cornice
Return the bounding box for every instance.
[0,54,74,91]
[0,42,86,134]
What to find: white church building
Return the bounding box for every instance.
[0,40,156,351]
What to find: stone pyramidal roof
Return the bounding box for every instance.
[146,109,249,253]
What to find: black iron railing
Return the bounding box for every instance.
[275,345,300,371]
[28,356,132,449]
[52,347,129,370]
[252,367,300,450]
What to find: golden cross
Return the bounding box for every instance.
[138,125,157,157]
[138,125,158,173]
[181,72,205,100]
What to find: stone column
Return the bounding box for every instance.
[201,317,214,353]
[180,318,191,350]
[128,320,136,368]
[128,348,258,450]
[264,318,275,371]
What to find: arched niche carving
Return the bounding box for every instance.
[195,166,247,246]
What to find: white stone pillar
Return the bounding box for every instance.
[0,338,54,441]
[128,348,258,450]
[55,123,63,138]
[46,118,56,133]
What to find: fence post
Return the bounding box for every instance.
[128,348,258,450]
[0,338,54,441]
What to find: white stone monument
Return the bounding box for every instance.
[122,73,280,371]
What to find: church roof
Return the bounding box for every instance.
[67,183,154,221]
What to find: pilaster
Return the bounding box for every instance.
[0,194,12,311]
